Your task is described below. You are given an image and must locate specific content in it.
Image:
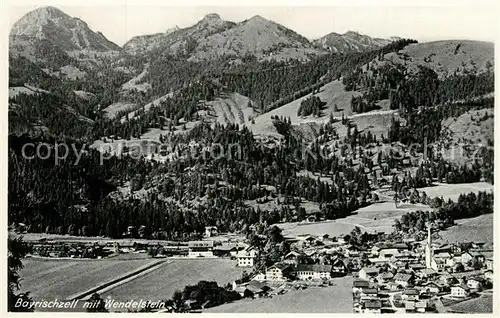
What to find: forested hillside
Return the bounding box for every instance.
[8,7,494,241]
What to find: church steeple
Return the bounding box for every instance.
[427,223,432,247]
[425,222,433,269]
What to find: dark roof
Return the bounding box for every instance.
[295,264,333,273]
[364,299,382,309]
[378,272,394,279]
[405,302,416,310]
[393,243,410,249]
[416,301,427,308]
[269,263,292,271]
[468,276,486,282]
[394,273,413,282]
[247,280,265,290]
[403,289,419,295]
[420,268,438,276]
[353,280,370,288]
[360,267,379,274]
[246,284,264,294]
[453,284,470,291]
[284,251,301,258]
[361,288,378,294]
[213,244,237,251]
[188,241,214,248]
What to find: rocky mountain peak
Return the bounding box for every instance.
[10,6,120,59]
[203,13,221,21]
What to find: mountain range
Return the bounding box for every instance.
[9,6,400,64]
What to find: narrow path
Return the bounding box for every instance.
[67,259,166,301]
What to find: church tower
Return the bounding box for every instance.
[425,223,433,269]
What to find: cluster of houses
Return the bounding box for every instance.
[228,226,493,312]
[351,226,494,313]
[28,240,116,259]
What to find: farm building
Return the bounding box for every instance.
[204,226,218,238]
[294,264,333,280]
[188,241,214,258]
[352,280,370,294]
[394,273,414,287]
[265,263,293,281]
[358,267,378,281]
[451,284,470,298]
[361,299,382,313]
[236,247,257,267]
[282,251,302,265]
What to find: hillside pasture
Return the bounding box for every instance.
[438,214,493,244]
[379,40,494,78]
[417,182,493,202]
[279,201,431,237]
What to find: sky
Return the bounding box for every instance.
[7,2,500,46]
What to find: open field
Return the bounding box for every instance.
[102,258,245,303]
[439,214,493,244]
[206,276,352,313]
[248,79,399,138]
[19,258,154,300]
[447,294,493,313]
[279,201,431,237]
[417,182,493,202]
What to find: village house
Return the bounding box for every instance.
[430,257,446,272]
[402,289,420,301]
[265,263,293,281]
[295,264,333,280]
[213,243,238,257]
[188,241,214,258]
[467,277,485,291]
[483,270,493,281]
[415,300,427,313]
[461,251,485,265]
[409,263,426,271]
[361,299,382,314]
[394,272,414,288]
[379,248,401,259]
[358,267,379,281]
[421,281,445,294]
[331,258,347,276]
[253,271,266,281]
[376,272,394,284]
[439,273,458,286]
[282,251,302,265]
[236,247,257,267]
[405,301,416,313]
[343,245,361,258]
[472,242,485,249]
[301,235,318,247]
[433,252,453,265]
[360,287,379,300]
[204,226,218,238]
[418,268,438,279]
[451,284,470,298]
[233,280,270,298]
[485,258,493,270]
[371,244,383,257]
[387,282,405,292]
[353,280,370,294]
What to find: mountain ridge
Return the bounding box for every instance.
[10,6,120,52]
[313,31,401,53]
